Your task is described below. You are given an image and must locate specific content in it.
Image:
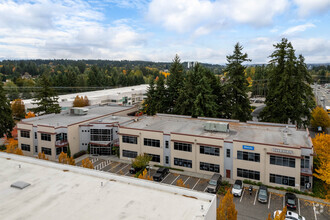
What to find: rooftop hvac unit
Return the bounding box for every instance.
[70,107,88,116]
[204,121,229,132]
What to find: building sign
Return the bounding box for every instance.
[272,148,293,155]
[243,145,254,150]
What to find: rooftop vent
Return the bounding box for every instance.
[70,107,88,116]
[11,181,30,190]
[204,121,229,132]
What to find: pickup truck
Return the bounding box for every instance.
[153,167,169,182]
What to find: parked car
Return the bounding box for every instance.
[285,193,297,210]
[232,180,243,197]
[257,185,268,203]
[153,167,169,182]
[129,165,150,174]
[206,174,222,193]
[273,210,305,220]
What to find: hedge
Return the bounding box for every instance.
[73,150,87,159]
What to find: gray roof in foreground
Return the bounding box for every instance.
[124,115,311,148]
[22,105,133,127]
[0,153,215,220]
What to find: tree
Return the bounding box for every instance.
[270,206,287,220]
[58,151,75,165]
[81,158,94,169]
[25,112,36,118]
[83,96,90,106]
[67,145,71,158]
[32,75,61,115]
[176,178,189,188]
[217,189,237,220]
[3,80,19,100]
[11,99,26,119]
[5,138,23,155]
[260,38,315,127]
[73,95,84,107]
[138,168,153,180]
[223,43,252,122]
[310,106,330,132]
[132,154,152,170]
[166,55,184,113]
[143,80,157,115]
[37,152,49,160]
[312,133,330,185]
[154,76,168,113]
[0,82,15,139]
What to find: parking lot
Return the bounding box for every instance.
[81,157,329,220]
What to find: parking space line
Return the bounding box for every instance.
[183,177,190,185]
[124,171,129,176]
[268,193,271,209]
[161,174,170,183]
[298,198,300,215]
[204,186,208,192]
[108,163,121,172]
[253,189,258,205]
[116,164,129,174]
[171,175,180,185]
[192,179,200,190]
[313,202,318,220]
[240,188,245,202]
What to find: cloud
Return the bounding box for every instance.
[282,23,315,36]
[0,0,147,59]
[293,0,330,16]
[147,0,289,33]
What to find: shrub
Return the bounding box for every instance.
[73,150,86,159]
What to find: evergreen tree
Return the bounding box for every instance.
[32,75,61,115]
[0,81,15,138]
[166,55,184,113]
[259,38,315,127]
[67,145,71,158]
[224,43,252,122]
[143,79,157,115]
[154,76,168,113]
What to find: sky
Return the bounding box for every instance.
[0,0,329,64]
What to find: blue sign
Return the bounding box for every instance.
[243,145,254,150]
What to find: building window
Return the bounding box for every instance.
[56,147,68,155]
[237,168,260,180]
[237,151,260,162]
[174,158,192,168]
[270,174,295,187]
[122,135,137,144]
[226,149,230,158]
[122,150,137,158]
[174,142,192,152]
[165,141,169,148]
[144,138,160,147]
[165,156,169,164]
[200,162,220,173]
[41,133,51,141]
[41,147,52,155]
[21,144,30,151]
[35,146,38,153]
[56,133,67,141]
[90,129,112,141]
[270,155,295,168]
[147,153,160,162]
[35,132,37,139]
[20,130,30,138]
[200,146,220,156]
[301,156,310,169]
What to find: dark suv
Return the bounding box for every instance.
[129,165,149,174]
[285,193,297,210]
[153,167,169,182]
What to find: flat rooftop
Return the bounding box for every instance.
[21,105,133,127]
[0,153,215,220]
[123,115,311,148]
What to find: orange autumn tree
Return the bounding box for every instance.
[25,112,36,118]
[310,106,330,132]
[270,206,287,220]
[217,189,237,220]
[73,95,89,107]
[312,133,330,199]
[138,168,153,180]
[5,138,23,155]
[58,151,75,165]
[81,158,94,169]
[11,99,26,119]
[83,95,90,106]
[176,178,189,188]
[37,152,49,160]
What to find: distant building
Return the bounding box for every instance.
[21,72,32,79]
[0,153,216,219]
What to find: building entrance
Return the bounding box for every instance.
[90,145,112,156]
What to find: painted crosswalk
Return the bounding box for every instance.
[94,160,111,170]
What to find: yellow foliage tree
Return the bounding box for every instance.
[5,138,23,155]
[310,106,330,131]
[138,168,153,180]
[81,158,94,169]
[270,206,287,220]
[25,111,36,118]
[37,152,49,160]
[11,99,26,119]
[58,151,76,165]
[83,95,90,106]
[176,178,190,188]
[217,189,237,220]
[73,95,89,107]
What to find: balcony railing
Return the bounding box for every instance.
[55,140,68,147]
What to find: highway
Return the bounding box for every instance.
[313,84,330,108]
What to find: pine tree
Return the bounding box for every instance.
[166,55,184,113]
[224,43,252,122]
[0,81,15,138]
[67,145,71,158]
[154,76,168,113]
[143,79,157,115]
[32,75,61,115]
[259,38,315,127]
